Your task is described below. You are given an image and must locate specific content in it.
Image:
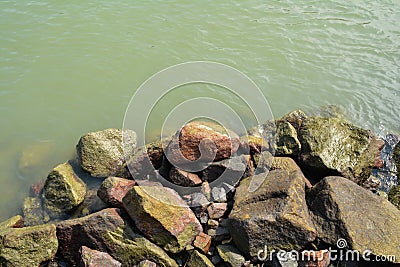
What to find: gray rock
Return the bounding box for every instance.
[211,187,227,203]
[228,170,316,259]
[307,176,400,263]
[77,129,136,177]
[217,245,246,267]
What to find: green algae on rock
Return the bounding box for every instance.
[274,120,301,156]
[307,176,400,263]
[123,185,202,254]
[77,128,137,177]
[0,224,58,267]
[186,250,214,267]
[22,196,49,226]
[0,215,23,229]
[388,185,400,210]
[216,245,246,267]
[42,162,87,218]
[299,116,382,184]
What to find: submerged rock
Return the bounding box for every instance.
[123,186,202,253]
[80,246,122,267]
[165,121,240,165]
[299,116,382,184]
[307,176,400,263]
[228,170,316,259]
[56,208,177,267]
[22,197,49,226]
[77,128,137,177]
[42,162,87,218]
[97,177,136,208]
[0,224,58,267]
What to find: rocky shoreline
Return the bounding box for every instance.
[1,108,399,267]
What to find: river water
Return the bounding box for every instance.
[0,0,399,220]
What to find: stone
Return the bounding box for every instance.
[123,186,202,253]
[307,176,400,263]
[97,177,135,208]
[42,162,87,217]
[299,117,383,184]
[169,167,202,186]
[80,246,121,267]
[201,155,253,184]
[216,245,246,267]
[0,224,58,267]
[0,215,23,229]
[208,219,219,229]
[271,157,312,189]
[165,121,240,165]
[186,250,214,267]
[207,203,228,219]
[280,109,308,132]
[275,120,301,156]
[214,227,231,242]
[393,143,400,179]
[138,260,157,267]
[298,250,330,267]
[56,208,177,267]
[201,182,212,200]
[71,189,108,218]
[193,232,212,254]
[388,185,400,210]
[22,197,49,226]
[29,178,45,197]
[239,135,269,156]
[228,170,316,259]
[76,128,137,177]
[211,187,227,203]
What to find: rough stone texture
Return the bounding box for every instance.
[239,135,269,156]
[299,117,382,184]
[280,109,308,132]
[307,176,400,263]
[271,157,312,189]
[228,170,316,259]
[275,120,301,156]
[56,208,177,267]
[80,246,122,267]
[207,203,228,220]
[22,197,49,226]
[77,128,137,177]
[186,250,214,267]
[253,151,274,173]
[169,167,202,186]
[0,224,58,267]
[123,186,202,253]
[216,245,246,267]
[29,178,45,197]
[393,142,400,179]
[138,260,157,267]
[97,177,136,208]
[211,187,227,203]
[201,155,253,184]
[388,185,400,210]
[298,250,330,267]
[193,232,212,254]
[165,121,240,165]
[0,216,23,229]
[71,189,108,218]
[42,162,87,217]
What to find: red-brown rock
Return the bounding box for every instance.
[193,232,212,254]
[97,177,135,207]
[169,167,202,187]
[80,246,121,267]
[207,203,228,220]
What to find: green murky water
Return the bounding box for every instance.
[1,0,399,220]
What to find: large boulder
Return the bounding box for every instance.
[165,121,240,165]
[307,176,400,263]
[299,117,383,184]
[42,162,87,218]
[77,129,137,177]
[123,185,202,253]
[56,208,177,267]
[0,224,58,267]
[228,170,316,259]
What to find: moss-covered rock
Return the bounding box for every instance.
[388,185,400,210]
[393,142,400,179]
[57,208,177,267]
[0,224,58,267]
[216,245,246,267]
[228,170,316,259]
[274,120,301,156]
[299,116,382,184]
[22,197,49,226]
[42,162,87,218]
[77,128,137,177]
[0,215,23,229]
[308,176,400,263]
[123,186,202,254]
[186,250,214,267]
